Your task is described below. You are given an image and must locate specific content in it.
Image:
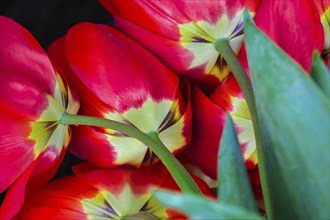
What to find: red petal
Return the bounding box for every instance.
[0,106,35,192]
[99,0,189,40]
[114,17,211,81]
[172,0,250,23]
[0,16,56,118]
[20,175,96,219]
[47,37,108,115]
[183,87,226,179]
[65,22,178,113]
[0,160,37,220]
[72,163,168,196]
[68,125,117,168]
[22,208,88,220]
[254,0,324,72]
[210,74,243,111]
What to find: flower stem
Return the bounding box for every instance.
[214,38,271,214]
[61,112,202,195]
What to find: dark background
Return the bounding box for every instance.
[0,0,113,203]
[0,0,113,48]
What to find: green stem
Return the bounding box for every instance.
[214,38,271,215]
[61,113,202,195]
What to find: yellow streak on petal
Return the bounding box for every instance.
[81,186,167,219]
[81,193,119,219]
[321,7,330,50]
[143,195,168,219]
[229,96,258,164]
[159,115,186,153]
[102,185,151,217]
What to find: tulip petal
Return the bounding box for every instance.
[183,87,227,179]
[211,75,257,167]
[173,0,247,23]
[254,0,324,71]
[0,160,37,220]
[99,0,190,40]
[0,108,35,192]
[65,22,178,112]
[0,16,56,119]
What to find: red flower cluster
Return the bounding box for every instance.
[0,0,326,219]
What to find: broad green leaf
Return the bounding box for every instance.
[244,10,330,220]
[154,190,262,220]
[311,52,330,97]
[218,115,258,212]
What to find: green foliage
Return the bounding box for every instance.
[154,191,262,220]
[218,115,258,212]
[244,10,330,219]
[311,52,330,98]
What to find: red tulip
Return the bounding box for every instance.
[99,0,260,86]
[19,163,211,219]
[0,16,79,219]
[47,22,192,169]
[183,74,257,181]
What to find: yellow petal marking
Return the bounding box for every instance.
[321,7,330,51]
[29,74,79,158]
[229,96,258,164]
[81,185,167,219]
[104,96,186,167]
[178,9,250,81]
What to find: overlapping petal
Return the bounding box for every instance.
[254,0,324,72]
[20,163,211,219]
[183,74,257,181]
[48,22,192,168]
[100,0,260,85]
[0,16,79,219]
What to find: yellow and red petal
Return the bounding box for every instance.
[112,17,204,81]
[65,22,178,112]
[0,16,79,218]
[101,1,260,83]
[211,74,258,168]
[50,21,191,168]
[20,163,192,219]
[254,0,324,72]
[314,0,330,60]
[0,16,57,191]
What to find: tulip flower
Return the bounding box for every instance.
[183,74,256,180]
[19,163,211,219]
[0,16,80,219]
[99,0,260,87]
[47,22,192,169]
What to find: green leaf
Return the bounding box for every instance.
[244,10,330,220]
[218,115,258,212]
[154,190,262,220]
[311,52,330,98]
